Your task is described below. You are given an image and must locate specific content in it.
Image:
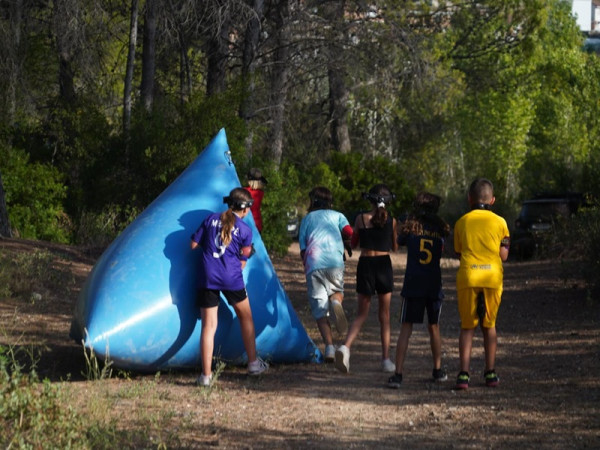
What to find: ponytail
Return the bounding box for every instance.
[371,206,388,228]
[220,209,236,246]
[219,187,253,247]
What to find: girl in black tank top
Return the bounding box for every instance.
[334,184,399,375]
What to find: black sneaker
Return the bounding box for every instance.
[387,373,403,389]
[432,368,448,382]
[455,371,470,390]
[484,369,499,387]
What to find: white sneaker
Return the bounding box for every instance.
[335,345,350,373]
[382,358,396,373]
[196,374,212,387]
[248,357,269,375]
[329,299,348,335]
[324,345,335,363]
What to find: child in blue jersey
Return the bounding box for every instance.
[388,192,450,388]
[299,187,353,363]
[191,187,268,386]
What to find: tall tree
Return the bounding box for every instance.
[205,1,231,96]
[268,0,291,166]
[0,170,11,238]
[140,0,158,111]
[324,0,351,153]
[240,0,265,158]
[123,0,139,143]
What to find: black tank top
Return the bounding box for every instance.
[358,214,393,252]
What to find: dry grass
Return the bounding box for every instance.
[0,238,599,449]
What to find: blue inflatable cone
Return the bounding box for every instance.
[70,128,321,370]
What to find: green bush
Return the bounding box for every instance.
[561,204,600,295]
[0,146,69,242]
[298,151,415,221]
[0,346,89,449]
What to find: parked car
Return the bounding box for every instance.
[511,193,583,259]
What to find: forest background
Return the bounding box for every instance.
[0,0,600,287]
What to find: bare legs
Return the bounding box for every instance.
[200,297,258,377]
[343,292,392,360]
[394,322,442,375]
[459,325,497,373]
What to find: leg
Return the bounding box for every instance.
[459,327,475,373]
[316,316,334,347]
[343,293,371,348]
[378,292,392,360]
[232,298,257,363]
[330,290,343,305]
[200,306,219,377]
[481,325,497,372]
[428,323,442,370]
[394,322,413,374]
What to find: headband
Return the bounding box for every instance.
[223,196,254,210]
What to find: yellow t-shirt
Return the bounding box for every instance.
[454,209,509,290]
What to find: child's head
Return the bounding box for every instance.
[247,168,267,190]
[221,188,253,246]
[414,192,441,214]
[308,186,333,211]
[364,184,395,227]
[468,178,495,208]
[223,188,254,213]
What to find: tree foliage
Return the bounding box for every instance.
[0,0,598,252]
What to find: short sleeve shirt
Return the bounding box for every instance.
[454,209,509,290]
[400,223,445,299]
[298,209,350,275]
[191,212,252,291]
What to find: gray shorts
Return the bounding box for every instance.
[306,268,345,320]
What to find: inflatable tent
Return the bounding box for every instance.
[70,129,321,371]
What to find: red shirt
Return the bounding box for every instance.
[244,187,264,232]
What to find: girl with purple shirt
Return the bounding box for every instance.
[191,188,268,386]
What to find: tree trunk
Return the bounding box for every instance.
[6,0,24,123]
[240,0,265,159]
[268,0,291,167]
[325,0,351,154]
[123,0,139,145]
[54,0,77,106]
[328,66,351,153]
[0,170,12,238]
[140,0,158,112]
[206,9,231,96]
[240,0,264,117]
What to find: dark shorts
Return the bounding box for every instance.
[356,255,393,295]
[196,288,248,308]
[400,296,443,325]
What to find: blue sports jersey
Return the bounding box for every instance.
[299,209,350,275]
[399,223,445,299]
[191,212,252,291]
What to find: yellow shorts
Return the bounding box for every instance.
[457,287,502,329]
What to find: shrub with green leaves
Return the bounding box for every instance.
[0,345,89,449]
[0,146,69,242]
[560,204,600,295]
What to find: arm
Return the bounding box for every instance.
[391,218,399,252]
[341,224,353,257]
[191,240,199,250]
[500,236,510,262]
[350,214,361,249]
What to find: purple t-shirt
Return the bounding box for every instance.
[191,212,252,291]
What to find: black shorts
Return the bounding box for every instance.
[400,296,443,325]
[196,288,248,308]
[356,255,393,295]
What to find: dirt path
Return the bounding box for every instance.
[1,239,599,448]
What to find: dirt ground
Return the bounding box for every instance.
[1,237,599,449]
